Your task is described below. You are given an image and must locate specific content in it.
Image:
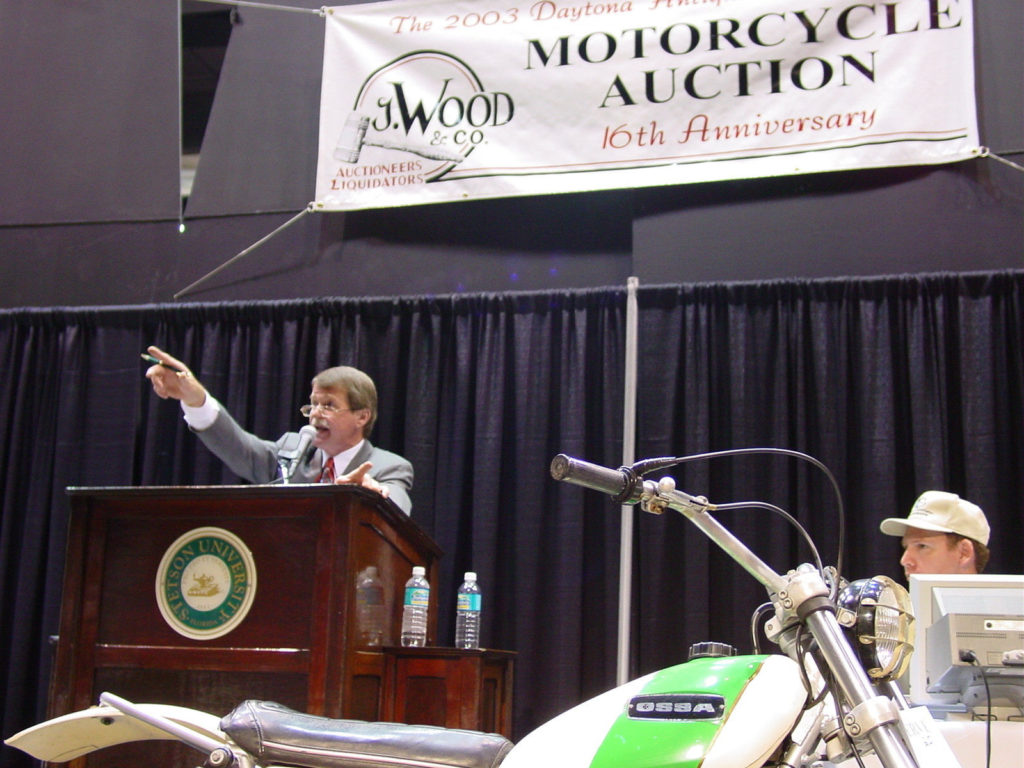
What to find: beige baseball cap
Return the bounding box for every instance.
[879,491,990,546]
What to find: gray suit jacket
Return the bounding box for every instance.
[193,408,414,514]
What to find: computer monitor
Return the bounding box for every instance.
[907,574,1024,712]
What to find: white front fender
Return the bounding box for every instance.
[5,702,228,763]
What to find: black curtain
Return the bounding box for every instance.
[630,273,1024,673]
[2,271,1023,766]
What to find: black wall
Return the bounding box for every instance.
[0,0,1020,308]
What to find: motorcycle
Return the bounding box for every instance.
[6,450,973,768]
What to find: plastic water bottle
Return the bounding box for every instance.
[355,566,385,646]
[454,571,482,649]
[400,566,430,647]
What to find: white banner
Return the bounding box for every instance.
[315,0,979,210]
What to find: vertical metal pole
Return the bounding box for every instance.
[177,0,186,233]
[617,277,639,685]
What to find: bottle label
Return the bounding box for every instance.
[405,587,429,607]
[457,594,482,611]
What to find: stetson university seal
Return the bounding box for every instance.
[155,527,257,640]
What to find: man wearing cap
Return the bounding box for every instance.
[879,491,991,577]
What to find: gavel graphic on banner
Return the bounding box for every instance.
[333,112,465,164]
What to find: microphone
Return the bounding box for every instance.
[281,425,317,484]
[549,454,645,504]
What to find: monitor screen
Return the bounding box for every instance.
[907,574,1024,710]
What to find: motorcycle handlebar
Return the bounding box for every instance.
[549,454,644,504]
[551,452,921,768]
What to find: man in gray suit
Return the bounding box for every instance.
[144,345,413,514]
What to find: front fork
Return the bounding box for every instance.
[776,571,914,768]
[644,478,920,768]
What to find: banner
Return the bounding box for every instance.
[315,0,979,210]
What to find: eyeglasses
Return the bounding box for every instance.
[300,403,356,418]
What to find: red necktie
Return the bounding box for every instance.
[320,456,335,484]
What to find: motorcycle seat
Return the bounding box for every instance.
[221,700,514,768]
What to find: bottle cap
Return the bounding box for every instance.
[412,566,426,576]
[366,566,378,576]
[464,572,477,581]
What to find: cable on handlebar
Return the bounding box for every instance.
[795,625,828,707]
[714,500,825,583]
[629,447,846,597]
[750,601,775,654]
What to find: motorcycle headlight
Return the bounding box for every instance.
[837,576,915,682]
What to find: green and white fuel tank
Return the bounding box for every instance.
[502,653,807,768]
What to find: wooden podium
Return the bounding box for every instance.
[49,484,441,748]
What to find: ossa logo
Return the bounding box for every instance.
[628,694,726,720]
[335,50,513,170]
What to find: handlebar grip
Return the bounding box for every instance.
[550,454,643,503]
